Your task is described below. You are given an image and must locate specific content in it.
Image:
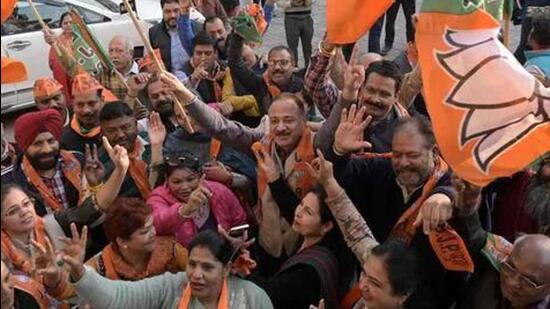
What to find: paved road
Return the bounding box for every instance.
[259,0,521,66]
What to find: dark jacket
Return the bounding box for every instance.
[60,126,102,154]
[148,15,194,73]
[329,154,466,308]
[228,33,304,115]
[1,153,105,256]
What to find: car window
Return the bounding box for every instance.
[70,6,110,24]
[1,0,68,36]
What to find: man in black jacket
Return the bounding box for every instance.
[149,0,195,81]
[227,32,304,116]
[326,113,466,308]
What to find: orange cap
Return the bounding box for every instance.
[71,73,103,96]
[102,88,118,103]
[33,77,63,98]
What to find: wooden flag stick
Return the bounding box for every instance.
[27,0,62,55]
[121,0,194,133]
[503,12,511,48]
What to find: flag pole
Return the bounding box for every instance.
[27,0,62,56]
[503,12,511,48]
[121,0,194,133]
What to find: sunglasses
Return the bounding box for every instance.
[164,155,200,170]
[501,259,550,290]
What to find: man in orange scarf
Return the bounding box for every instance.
[60,73,114,153]
[97,102,165,200]
[326,108,470,308]
[2,109,84,216]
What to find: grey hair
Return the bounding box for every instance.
[110,35,134,53]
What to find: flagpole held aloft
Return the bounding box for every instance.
[121,0,195,133]
[26,0,63,57]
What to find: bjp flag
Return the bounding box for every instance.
[416,0,550,186]
[326,0,393,44]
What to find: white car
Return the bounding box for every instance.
[1,0,153,114]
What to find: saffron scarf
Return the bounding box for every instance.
[100,237,179,280]
[128,138,151,199]
[252,127,316,212]
[178,278,229,309]
[21,150,82,212]
[390,158,474,272]
[70,115,101,138]
[1,218,47,276]
[262,72,281,98]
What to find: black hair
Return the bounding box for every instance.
[371,239,419,297]
[364,60,403,93]
[59,12,71,27]
[155,151,203,187]
[188,230,234,265]
[268,45,295,62]
[99,101,134,123]
[193,31,217,51]
[1,184,24,209]
[531,12,550,47]
[160,0,179,8]
[203,16,225,30]
[271,92,307,118]
[393,115,436,149]
[219,0,240,14]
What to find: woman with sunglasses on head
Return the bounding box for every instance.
[147,152,247,247]
[85,197,188,281]
[51,230,273,308]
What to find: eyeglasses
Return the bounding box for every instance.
[164,155,200,170]
[268,59,291,68]
[500,259,550,290]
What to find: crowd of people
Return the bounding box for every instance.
[1,0,549,308]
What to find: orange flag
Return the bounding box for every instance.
[326,0,393,44]
[416,0,550,186]
[1,57,27,84]
[1,0,16,24]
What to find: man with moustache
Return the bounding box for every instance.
[97,102,165,199]
[33,78,70,126]
[452,178,550,309]
[203,16,228,61]
[227,31,304,117]
[60,73,107,154]
[1,110,83,215]
[327,114,465,308]
[315,60,410,155]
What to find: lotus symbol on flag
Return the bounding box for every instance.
[436,28,550,172]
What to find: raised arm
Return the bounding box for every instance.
[160,72,264,153]
[227,33,263,94]
[306,150,379,265]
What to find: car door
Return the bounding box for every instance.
[1,0,69,113]
[0,44,19,114]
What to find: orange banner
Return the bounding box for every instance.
[416,6,550,186]
[326,0,393,44]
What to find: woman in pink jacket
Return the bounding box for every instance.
[147,153,247,247]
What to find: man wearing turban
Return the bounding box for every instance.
[1,109,83,215]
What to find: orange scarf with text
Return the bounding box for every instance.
[178,278,229,309]
[70,115,101,138]
[21,150,82,212]
[252,128,316,215]
[262,72,281,97]
[100,237,178,280]
[128,138,151,199]
[1,218,47,276]
[390,158,474,272]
